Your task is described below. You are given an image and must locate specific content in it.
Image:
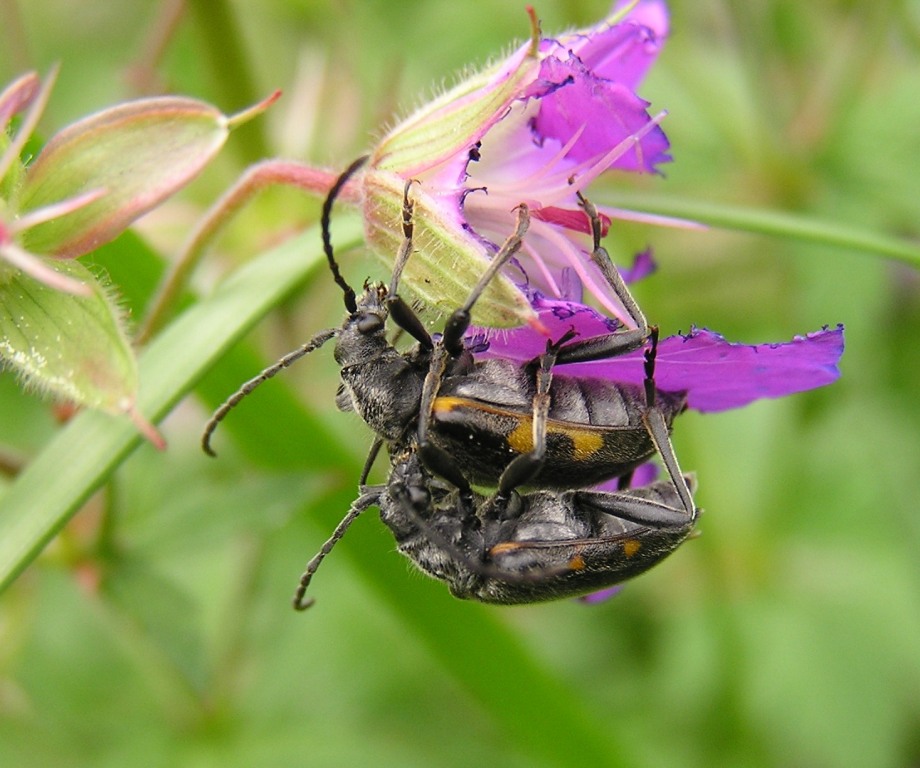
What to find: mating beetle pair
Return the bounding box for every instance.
[203,157,700,607]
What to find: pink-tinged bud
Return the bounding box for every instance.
[0,71,41,128]
[17,97,232,259]
[1,68,275,443]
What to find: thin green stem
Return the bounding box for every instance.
[607,193,920,268]
[137,161,341,343]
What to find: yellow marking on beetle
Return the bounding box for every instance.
[431,396,469,415]
[507,420,534,452]
[507,417,605,458]
[623,539,641,558]
[568,554,586,571]
[432,396,607,459]
[490,541,524,556]
[567,429,604,459]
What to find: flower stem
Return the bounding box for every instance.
[606,193,920,268]
[136,161,344,343]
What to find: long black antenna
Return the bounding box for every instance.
[321,155,369,313]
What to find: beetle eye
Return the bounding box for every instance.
[357,313,385,334]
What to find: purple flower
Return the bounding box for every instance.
[477,293,845,413]
[333,1,845,605]
[349,2,845,410]
[357,0,695,329]
[579,585,626,604]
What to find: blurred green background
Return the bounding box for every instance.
[1,1,919,766]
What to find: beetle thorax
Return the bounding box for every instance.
[333,295,425,441]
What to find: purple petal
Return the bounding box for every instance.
[478,294,622,361]
[579,585,625,604]
[593,461,660,492]
[621,248,657,283]
[624,460,660,488]
[614,0,669,40]
[474,297,845,413]
[649,326,845,411]
[572,4,668,89]
[531,56,670,172]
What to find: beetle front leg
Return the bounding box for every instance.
[551,193,653,365]
[415,205,531,501]
[385,180,435,349]
[494,329,576,502]
[416,343,476,507]
[440,203,530,356]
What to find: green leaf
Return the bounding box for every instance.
[18,97,230,258]
[0,260,137,412]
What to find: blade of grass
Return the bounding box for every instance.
[607,193,920,267]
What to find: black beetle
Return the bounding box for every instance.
[293,446,699,607]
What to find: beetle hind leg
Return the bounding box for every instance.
[641,329,698,521]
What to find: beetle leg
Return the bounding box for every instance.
[580,192,650,333]
[551,193,653,365]
[358,437,385,486]
[574,477,697,528]
[386,465,570,589]
[493,330,575,502]
[417,343,476,508]
[641,328,698,520]
[415,205,531,498]
[440,204,530,356]
[379,179,435,349]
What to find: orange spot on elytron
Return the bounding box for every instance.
[490,541,523,556]
[432,397,606,461]
[623,539,641,558]
[508,418,606,458]
[432,397,463,415]
[569,430,603,459]
[569,554,586,571]
[507,420,534,453]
